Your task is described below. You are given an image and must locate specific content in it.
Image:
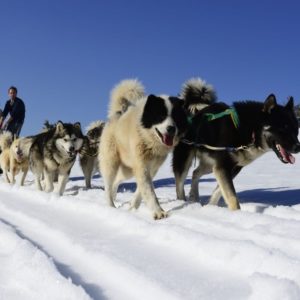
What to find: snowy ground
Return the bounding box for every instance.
[0,151,300,300]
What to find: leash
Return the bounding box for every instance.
[180,139,253,152]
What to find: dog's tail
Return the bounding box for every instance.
[85,120,105,144]
[181,78,217,114]
[0,131,13,151]
[108,79,145,119]
[13,137,35,158]
[85,120,105,134]
[41,120,56,133]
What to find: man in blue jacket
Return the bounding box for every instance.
[0,86,26,137]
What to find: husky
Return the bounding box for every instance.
[99,79,188,219]
[0,132,32,185]
[173,78,300,210]
[79,120,105,188]
[29,121,84,195]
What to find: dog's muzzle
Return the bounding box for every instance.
[67,146,77,157]
[155,126,176,147]
[274,143,296,164]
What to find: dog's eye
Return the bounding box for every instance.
[72,138,77,142]
[64,138,68,142]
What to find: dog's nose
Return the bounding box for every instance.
[69,146,75,153]
[166,126,176,136]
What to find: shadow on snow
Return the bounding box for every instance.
[238,187,300,207]
[69,173,300,208]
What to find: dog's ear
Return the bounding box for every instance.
[20,137,35,157]
[263,94,277,113]
[74,122,84,137]
[168,96,182,104]
[285,96,294,111]
[55,121,64,133]
[74,122,81,130]
[147,94,158,102]
[176,99,185,107]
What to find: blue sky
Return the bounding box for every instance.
[1,0,299,136]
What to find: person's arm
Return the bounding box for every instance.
[4,116,13,127]
[0,102,10,128]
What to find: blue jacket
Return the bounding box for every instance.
[2,97,25,123]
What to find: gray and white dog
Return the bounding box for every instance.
[29,121,84,195]
[79,120,105,188]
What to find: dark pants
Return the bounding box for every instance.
[6,121,24,138]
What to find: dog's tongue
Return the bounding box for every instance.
[163,134,174,146]
[286,152,295,164]
[278,144,295,164]
[16,153,23,161]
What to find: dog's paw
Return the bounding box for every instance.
[129,205,138,211]
[189,195,199,203]
[153,210,168,220]
[108,201,116,208]
[129,200,141,210]
[228,202,241,210]
[189,191,200,202]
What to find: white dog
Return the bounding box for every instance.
[0,131,13,183]
[99,79,187,219]
[0,132,32,185]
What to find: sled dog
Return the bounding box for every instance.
[99,79,188,219]
[0,131,14,183]
[79,120,105,188]
[29,121,84,195]
[0,132,32,185]
[173,78,300,210]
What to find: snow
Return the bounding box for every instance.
[0,151,300,300]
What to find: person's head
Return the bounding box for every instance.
[8,86,17,100]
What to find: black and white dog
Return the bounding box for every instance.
[99,79,188,219]
[173,78,300,210]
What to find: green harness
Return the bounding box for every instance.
[183,107,248,152]
[204,107,240,129]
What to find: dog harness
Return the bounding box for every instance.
[204,107,240,129]
[79,140,100,157]
[182,107,254,152]
[181,139,251,152]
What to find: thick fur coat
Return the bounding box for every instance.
[173,78,300,210]
[0,132,32,185]
[29,121,84,195]
[99,79,188,219]
[79,120,105,188]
